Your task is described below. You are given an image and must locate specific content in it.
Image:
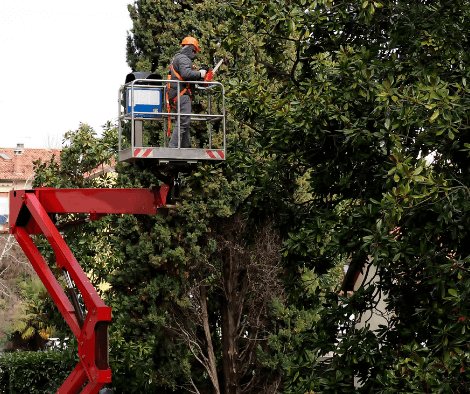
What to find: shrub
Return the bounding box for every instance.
[0,345,78,394]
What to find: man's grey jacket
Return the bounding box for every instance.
[168,44,201,100]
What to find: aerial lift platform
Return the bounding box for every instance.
[118,72,226,165]
[9,72,226,394]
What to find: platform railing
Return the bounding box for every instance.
[117,79,226,163]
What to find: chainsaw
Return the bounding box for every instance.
[203,59,223,82]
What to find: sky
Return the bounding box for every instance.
[0,1,134,149]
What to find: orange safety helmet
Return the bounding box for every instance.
[181,36,200,51]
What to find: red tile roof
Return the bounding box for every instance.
[0,147,61,181]
[84,157,117,179]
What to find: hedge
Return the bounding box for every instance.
[0,346,78,394]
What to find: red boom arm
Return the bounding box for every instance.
[9,186,169,394]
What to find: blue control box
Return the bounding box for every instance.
[126,87,163,118]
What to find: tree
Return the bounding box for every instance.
[126,0,229,75]
[165,212,285,394]
[108,155,290,393]
[32,122,119,299]
[223,0,470,392]
[114,1,299,392]
[29,119,289,393]
[0,234,49,349]
[8,277,57,349]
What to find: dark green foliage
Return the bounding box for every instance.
[223,0,470,392]
[126,0,229,76]
[107,159,271,392]
[0,345,78,394]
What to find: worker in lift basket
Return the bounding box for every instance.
[168,36,207,148]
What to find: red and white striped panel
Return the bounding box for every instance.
[205,150,225,159]
[134,148,153,158]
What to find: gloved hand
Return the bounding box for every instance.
[199,69,207,79]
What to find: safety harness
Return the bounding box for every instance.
[166,56,192,137]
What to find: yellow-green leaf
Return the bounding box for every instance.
[448,288,458,297]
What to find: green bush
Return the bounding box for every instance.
[0,346,78,394]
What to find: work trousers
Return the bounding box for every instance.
[169,94,191,148]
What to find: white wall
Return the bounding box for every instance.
[353,259,391,387]
[0,196,8,216]
[354,261,390,332]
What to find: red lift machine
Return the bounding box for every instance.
[9,186,169,394]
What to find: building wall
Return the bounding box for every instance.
[354,260,390,332]
[0,195,7,225]
[352,259,391,387]
[0,184,11,230]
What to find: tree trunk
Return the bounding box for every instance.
[220,255,242,394]
[200,283,221,394]
[221,299,241,394]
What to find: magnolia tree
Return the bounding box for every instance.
[222,0,470,392]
